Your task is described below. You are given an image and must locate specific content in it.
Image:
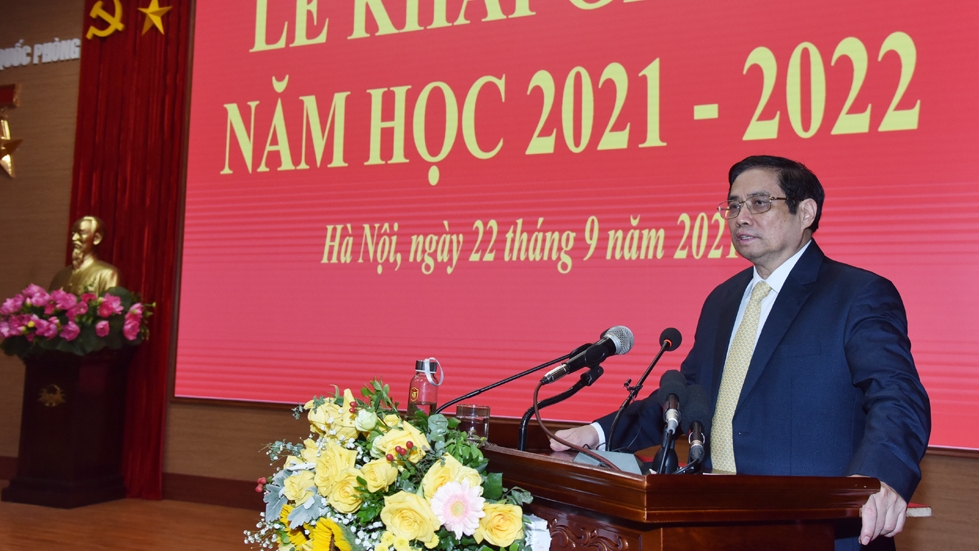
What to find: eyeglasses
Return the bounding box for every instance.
[717,195,787,219]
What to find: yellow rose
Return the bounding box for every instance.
[301,438,319,464]
[372,422,430,463]
[361,458,399,492]
[283,455,305,469]
[283,469,316,505]
[334,389,360,440]
[306,398,342,435]
[421,454,483,499]
[314,441,357,496]
[474,503,524,547]
[328,468,364,514]
[382,414,401,428]
[306,390,358,441]
[380,491,440,549]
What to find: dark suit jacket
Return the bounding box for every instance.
[599,241,930,549]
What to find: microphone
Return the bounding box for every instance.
[606,327,683,451]
[659,327,682,351]
[677,384,711,474]
[517,344,592,450]
[435,342,586,414]
[656,370,688,436]
[541,325,634,384]
[648,370,689,474]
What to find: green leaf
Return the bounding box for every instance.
[482,472,503,500]
[507,487,533,505]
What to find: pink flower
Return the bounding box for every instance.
[8,314,29,335]
[24,285,50,308]
[98,295,123,317]
[123,315,141,341]
[80,292,97,304]
[51,289,78,310]
[44,303,56,315]
[429,480,486,539]
[27,315,41,331]
[35,317,60,339]
[95,320,110,337]
[23,284,46,299]
[66,302,89,322]
[60,321,80,341]
[128,303,144,318]
[33,317,50,337]
[1,295,24,315]
[0,320,10,338]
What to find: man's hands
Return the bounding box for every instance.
[549,425,600,451]
[859,480,907,545]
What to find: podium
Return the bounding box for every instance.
[2,349,132,508]
[483,444,877,551]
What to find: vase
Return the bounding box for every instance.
[1,348,134,508]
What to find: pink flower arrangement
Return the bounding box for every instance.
[98,295,124,317]
[0,284,152,359]
[60,322,80,341]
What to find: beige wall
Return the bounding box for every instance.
[163,401,306,480]
[897,451,979,551]
[0,0,84,458]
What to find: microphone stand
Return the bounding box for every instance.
[652,427,678,474]
[518,365,603,451]
[673,455,702,474]
[533,379,621,471]
[607,342,670,451]
[434,351,575,415]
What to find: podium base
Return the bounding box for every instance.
[2,475,126,508]
[1,349,132,508]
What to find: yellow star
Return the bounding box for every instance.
[138,0,172,35]
[0,118,21,178]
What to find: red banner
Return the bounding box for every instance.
[176,0,979,449]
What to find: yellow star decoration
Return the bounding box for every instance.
[139,0,173,35]
[0,118,22,178]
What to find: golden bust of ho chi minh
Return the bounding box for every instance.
[48,216,120,296]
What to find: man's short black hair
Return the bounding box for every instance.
[728,155,825,233]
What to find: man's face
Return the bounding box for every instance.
[727,168,814,278]
[71,218,98,255]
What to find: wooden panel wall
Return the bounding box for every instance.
[0,0,84,458]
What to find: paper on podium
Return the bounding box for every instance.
[573,449,644,474]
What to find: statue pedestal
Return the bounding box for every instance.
[2,349,133,508]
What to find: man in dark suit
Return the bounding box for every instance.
[551,155,930,550]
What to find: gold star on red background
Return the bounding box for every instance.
[139,0,172,35]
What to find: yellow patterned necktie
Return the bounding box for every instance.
[711,281,772,473]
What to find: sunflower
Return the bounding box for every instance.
[311,518,351,551]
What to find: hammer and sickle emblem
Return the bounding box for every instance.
[86,0,126,39]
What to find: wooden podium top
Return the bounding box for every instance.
[483,444,879,526]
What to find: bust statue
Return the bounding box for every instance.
[49,215,120,296]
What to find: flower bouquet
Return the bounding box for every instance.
[246,380,546,551]
[0,284,152,359]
